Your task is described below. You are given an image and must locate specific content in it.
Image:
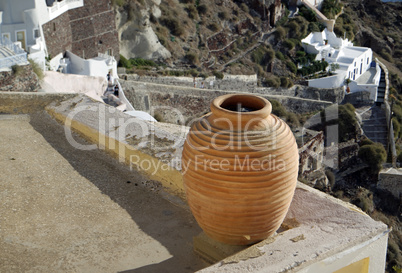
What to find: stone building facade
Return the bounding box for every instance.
[42,0,119,61]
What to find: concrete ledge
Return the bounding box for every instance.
[198,183,389,273]
[0,92,78,114]
[45,94,188,198]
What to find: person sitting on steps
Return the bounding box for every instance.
[114,84,119,97]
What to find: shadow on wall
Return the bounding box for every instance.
[28,112,208,273]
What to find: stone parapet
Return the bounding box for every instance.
[120,80,333,125]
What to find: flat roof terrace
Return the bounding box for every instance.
[0,113,207,272]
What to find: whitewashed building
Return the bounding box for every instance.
[0,0,84,70]
[0,0,118,80]
[301,28,381,101]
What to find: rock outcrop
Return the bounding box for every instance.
[0,65,40,92]
[115,0,171,61]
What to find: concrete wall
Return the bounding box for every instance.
[120,80,332,125]
[297,232,388,273]
[308,71,347,89]
[66,50,111,78]
[378,168,402,199]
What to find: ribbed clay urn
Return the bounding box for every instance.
[181,94,299,245]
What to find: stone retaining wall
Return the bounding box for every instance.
[121,74,344,104]
[120,80,333,125]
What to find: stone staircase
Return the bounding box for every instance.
[0,46,15,58]
[361,105,388,147]
[376,69,386,104]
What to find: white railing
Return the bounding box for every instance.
[0,53,28,69]
[0,37,28,69]
[1,37,26,54]
[48,0,83,19]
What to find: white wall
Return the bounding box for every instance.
[42,70,107,100]
[298,231,388,273]
[308,71,347,89]
[66,51,114,79]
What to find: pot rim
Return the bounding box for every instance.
[211,94,272,121]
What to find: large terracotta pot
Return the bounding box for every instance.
[182,94,299,245]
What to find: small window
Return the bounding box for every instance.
[2,33,10,40]
[106,49,113,56]
[53,23,56,32]
[33,29,40,38]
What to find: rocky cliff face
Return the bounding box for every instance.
[115,0,171,61]
[113,0,285,68]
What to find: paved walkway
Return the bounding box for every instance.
[0,113,207,273]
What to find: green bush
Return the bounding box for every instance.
[208,23,220,32]
[321,0,343,19]
[11,65,23,76]
[283,39,295,50]
[197,4,207,14]
[392,118,400,139]
[270,99,288,117]
[118,55,131,68]
[280,77,293,88]
[161,17,184,36]
[240,3,249,13]
[263,77,280,88]
[251,46,274,66]
[358,143,387,172]
[299,6,317,22]
[338,104,357,142]
[28,59,44,81]
[213,70,224,79]
[185,52,199,65]
[285,112,300,128]
[190,69,199,77]
[359,137,374,147]
[130,58,156,67]
[111,0,125,7]
[186,4,198,19]
[274,26,286,40]
[325,170,335,189]
[398,151,402,163]
[286,60,297,74]
[275,51,285,61]
[218,11,229,20]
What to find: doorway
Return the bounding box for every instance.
[16,30,26,51]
